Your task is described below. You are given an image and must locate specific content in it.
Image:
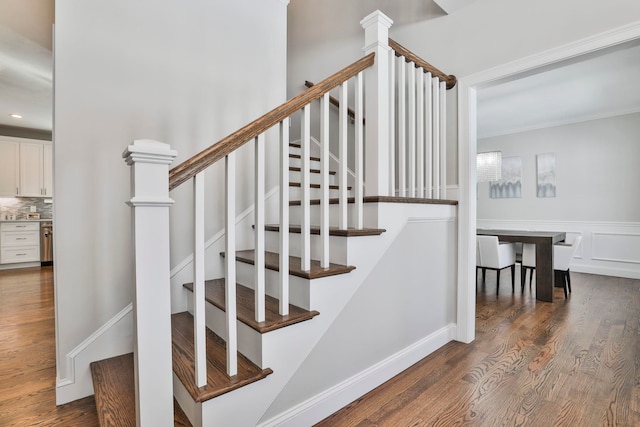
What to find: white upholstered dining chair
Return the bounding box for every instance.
[519,235,582,298]
[554,235,582,298]
[476,235,517,294]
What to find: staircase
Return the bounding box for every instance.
[91,10,459,427]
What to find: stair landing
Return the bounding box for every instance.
[90,353,191,427]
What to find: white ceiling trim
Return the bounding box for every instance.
[478,106,640,139]
[460,20,640,87]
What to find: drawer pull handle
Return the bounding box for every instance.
[16,253,27,256]
[16,237,27,240]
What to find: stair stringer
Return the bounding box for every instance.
[184,202,456,427]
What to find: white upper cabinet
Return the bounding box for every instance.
[0,137,52,198]
[20,142,45,197]
[43,144,53,197]
[0,140,20,197]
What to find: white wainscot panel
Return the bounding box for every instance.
[592,233,640,264]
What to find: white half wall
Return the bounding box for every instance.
[260,208,457,425]
[54,0,287,404]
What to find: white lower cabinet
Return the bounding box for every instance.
[0,222,40,264]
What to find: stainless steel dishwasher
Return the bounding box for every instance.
[40,221,53,266]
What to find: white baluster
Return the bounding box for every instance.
[355,71,364,229]
[389,52,396,196]
[254,134,265,322]
[339,81,348,230]
[320,94,330,268]
[425,72,433,198]
[432,76,440,200]
[398,57,406,197]
[439,81,447,199]
[407,61,416,198]
[279,119,289,316]
[416,68,425,198]
[301,105,311,271]
[225,153,238,376]
[193,173,207,387]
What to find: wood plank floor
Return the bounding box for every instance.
[4,267,640,426]
[0,267,100,426]
[317,271,640,426]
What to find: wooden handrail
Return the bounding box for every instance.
[388,38,457,90]
[304,81,364,125]
[169,52,375,190]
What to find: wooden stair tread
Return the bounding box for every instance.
[289,195,458,206]
[183,280,319,333]
[90,354,135,427]
[172,312,273,403]
[289,166,336,175]
[223,250,355,279]
[289,153,321,162]
[289,182,350,190]
[264,224,386,237]
[90,353,192,427]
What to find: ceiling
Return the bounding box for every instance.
[1,2,639,137]
[0,0,53,132]
[477,39,640,139]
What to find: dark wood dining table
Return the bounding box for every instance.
[477,229,566,302]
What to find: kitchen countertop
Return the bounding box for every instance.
[0,219,53,223]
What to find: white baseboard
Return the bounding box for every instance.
[573,264,640,280]
[56,304,134,404]
[258,323,457,427]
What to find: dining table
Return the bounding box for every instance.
[477,229,566,302]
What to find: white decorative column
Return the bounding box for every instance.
[123,140,177,427]
[361,10,393,196]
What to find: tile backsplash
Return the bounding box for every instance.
[0,197,52,220]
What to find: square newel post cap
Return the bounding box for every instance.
[123,140,177,207]
[123,139,177,166]
[361,10,393,52]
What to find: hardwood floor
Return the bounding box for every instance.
[0,267,99,426]
[317,271,640,426]
[3,267,639,426]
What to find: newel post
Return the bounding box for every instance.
[361,10,393,196]
[123,140,177,427]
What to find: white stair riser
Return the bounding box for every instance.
[264,229,348,265]
[289,170,337,186]
[289,186,349,201]
[235,260,312,310]
[289,157,321,170]
[185,299,264,368]
[289,203,377,228]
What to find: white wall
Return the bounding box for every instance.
[478,113,640,278]
[54,0,287,403]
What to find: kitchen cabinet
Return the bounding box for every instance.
[0,222,40,264]
[0,140,20,197]
[20,141,53,197]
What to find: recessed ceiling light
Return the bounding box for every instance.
[10,114,23,119]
